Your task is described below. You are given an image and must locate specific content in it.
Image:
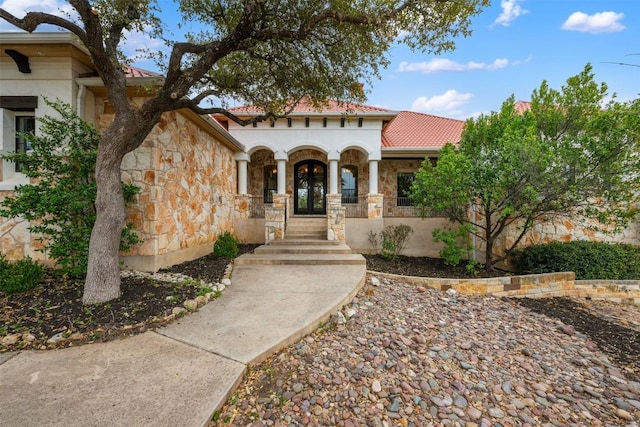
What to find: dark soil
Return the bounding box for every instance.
[364,254,512,278]
[2,246,638,380]
[516,297,640,380]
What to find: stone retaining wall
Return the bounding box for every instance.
[368,271,640,304]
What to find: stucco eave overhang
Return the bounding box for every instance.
[76,77,244,153]
[381,147,441,159]
[222,111,399,120]
[0,32,94,69]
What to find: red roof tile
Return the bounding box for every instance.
[514,100,532,114]
[382,111,464,149]
[124,66,162,78]
[227,98,394,115]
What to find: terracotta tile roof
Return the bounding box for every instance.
[124,66,162,78]
[226,98,395,115]
[382,111,464,148]
[514,100,532,114]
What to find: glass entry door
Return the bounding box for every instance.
[294,160,326,215]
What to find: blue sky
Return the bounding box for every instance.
[374,0,640,119]
[1,0,638,119]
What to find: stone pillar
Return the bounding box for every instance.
[367,193,383,219]
[234,194,251,219]
[368,160,379,194]
[326,194,346,241]
[265,193,290,243]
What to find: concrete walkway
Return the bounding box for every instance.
[0,241,366,427]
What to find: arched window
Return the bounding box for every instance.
[341,165,358,203]
[263,165,277,203]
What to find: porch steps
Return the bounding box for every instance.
[255,242,353,254]
[235,240,365,266]
[285,217,327,240]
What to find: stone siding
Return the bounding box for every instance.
[378,159,422,198]
[107,105,237,266]
[0,191,49,262]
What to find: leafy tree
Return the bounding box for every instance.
[0,100,140,277]
[411,64,640,270]
[0,0,489,303]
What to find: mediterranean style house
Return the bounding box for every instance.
[1,32,638,271]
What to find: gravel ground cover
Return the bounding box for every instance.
[211,274,640,427]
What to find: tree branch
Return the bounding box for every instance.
[0,9,86,40]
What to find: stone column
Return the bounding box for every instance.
[367,193,383,219]
[277,159,287,194]
[329,159,339,194]
[265,193,290,242]
[234,152,250,195]
[368,160,379,194]
[326,194,345,241]
[234,194,251,219]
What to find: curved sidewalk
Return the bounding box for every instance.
[0,244,366,427]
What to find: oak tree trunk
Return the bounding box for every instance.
[82,132,128,304]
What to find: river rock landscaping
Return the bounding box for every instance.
[211,274,639,426]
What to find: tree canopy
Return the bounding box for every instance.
[411,64,640,270]
[0,0,489,303]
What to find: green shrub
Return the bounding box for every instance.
[213,231,239,258]
[0,255,44,294]
[432,224,473,267]
[381,224,413,259]
[0,100,140,278]
[511,241,640,280]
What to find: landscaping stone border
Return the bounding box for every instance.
[367,270,640,304]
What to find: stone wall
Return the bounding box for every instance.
[369,271,640,304]
[97,99,238,271]
[378,159,422,198]
[0,191,49,262]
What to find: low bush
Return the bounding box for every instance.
[213,231,239,258]
[511,241,640,280]
[0,255,44,294]
[381,224,413,259]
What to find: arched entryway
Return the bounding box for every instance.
[294,160,326,215]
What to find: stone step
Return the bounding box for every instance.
[268,239,341,246]
[285,232,326,240]
[234,253,365,266]
[255,243,353,254]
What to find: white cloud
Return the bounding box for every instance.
[562,11,625,34]
[0,0,75,31]
[398,58,509,74]
[411,90,473,114]
[494,0,529,27]
[121,26,166,62]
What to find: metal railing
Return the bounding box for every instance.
[383,197,421,217]
[343,196,367,218]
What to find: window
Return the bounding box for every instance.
[15,115,35,172]
[397,172,414,206]
[341,165,358,203]
[263,165,277,203]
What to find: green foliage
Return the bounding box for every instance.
[512,241,640,280]
[410,64,640,270]
[0,100,140,277]
[0,254,44,294]
[213,231,239,258]
[381,224,413,259]
[432,224,474,267]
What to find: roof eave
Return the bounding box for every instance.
[381,146,445,158]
